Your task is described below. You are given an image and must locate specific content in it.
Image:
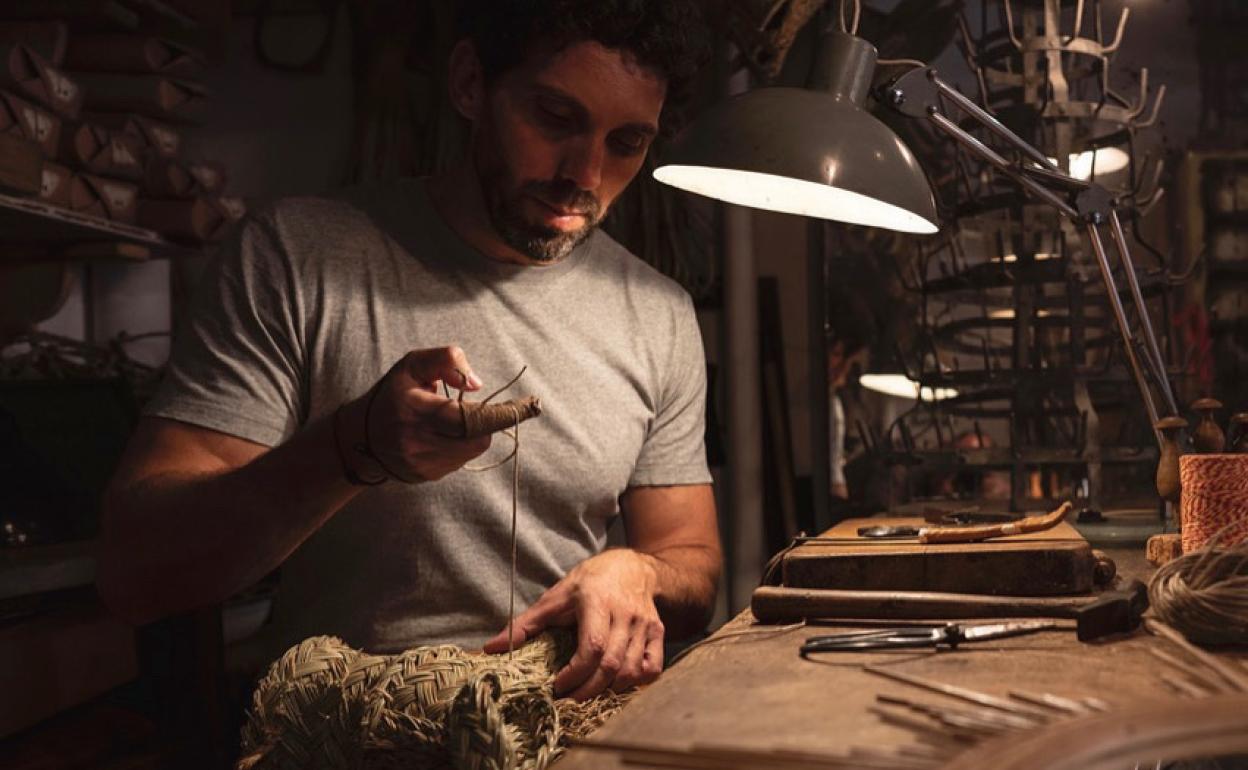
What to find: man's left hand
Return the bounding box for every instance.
[482,549,665,700]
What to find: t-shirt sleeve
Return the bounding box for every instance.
[143,213,305,447]
[628,294,713,487]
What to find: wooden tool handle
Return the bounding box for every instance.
[919,501,1073,544]
[750,585,1087,624]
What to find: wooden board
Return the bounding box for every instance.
[781,517,1095,596]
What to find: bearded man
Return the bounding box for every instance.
[98,0,721,701]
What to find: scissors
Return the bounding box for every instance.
[800,620,1057,654]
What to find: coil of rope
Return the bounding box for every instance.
[1148,526,1248,646]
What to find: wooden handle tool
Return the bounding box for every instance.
[751,585,1090,624]
[751,581,1148,641]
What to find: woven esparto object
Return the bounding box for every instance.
[1179,454,1248,552]
[237,632,628,770]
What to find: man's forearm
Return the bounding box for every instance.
[98,414,362,625]
[638,543,722,639]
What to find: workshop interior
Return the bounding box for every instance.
[2,0,1248,768]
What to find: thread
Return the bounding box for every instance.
[459,367,535,660]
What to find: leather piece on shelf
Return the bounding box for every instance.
[83,111,180,158]
[69,73,206,124]
[0,90,61,156]
[0,131,43,196]
[0,44,82,119]
[57,122,145,180]
[38,160,72,207]
[144,156,193,197]
[145,157,225,197]
[188,160,225,193]
[70,173,138,223]
[138,194,244,242]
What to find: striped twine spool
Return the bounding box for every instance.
[1179,454,1248,552]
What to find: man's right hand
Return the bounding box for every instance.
[337,346,494,483]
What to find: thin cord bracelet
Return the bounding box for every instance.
[332,403,387,486]
[354,376,421,484]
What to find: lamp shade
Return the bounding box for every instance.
[653,32,939,234]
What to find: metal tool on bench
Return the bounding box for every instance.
[857,502,1072,544]
[800,619,1058,654]
[922,507,1020,526]
[754,580,1149,642]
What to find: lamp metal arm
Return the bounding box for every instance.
[1109,209,1177,413]
[924,110,1081,219]
[880,64,1180,443]
[1085,220,1164,441]
[885,66,1060,174]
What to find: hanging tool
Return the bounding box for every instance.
[800,620,1057,654]
[857,501,1072,543]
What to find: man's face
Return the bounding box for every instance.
[470,40,667,262]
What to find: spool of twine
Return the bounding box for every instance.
[1148,527,1248,646]
[1179,454,1248,553]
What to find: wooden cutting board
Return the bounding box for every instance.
[781,516,1096,596]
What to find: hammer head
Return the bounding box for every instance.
[1075,580,1149,642]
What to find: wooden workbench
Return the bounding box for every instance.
[555,549,1246,768]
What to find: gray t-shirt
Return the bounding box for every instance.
[145,178,711,654]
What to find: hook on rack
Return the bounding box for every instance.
[1103,7,1130,54]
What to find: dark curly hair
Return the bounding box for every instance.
[457,0,708,134]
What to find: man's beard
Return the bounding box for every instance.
[472,120,603,263]
[488,178,601,263]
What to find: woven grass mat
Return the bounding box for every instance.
[238,632,631,770]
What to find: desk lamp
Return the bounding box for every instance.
[654,28,1177,445]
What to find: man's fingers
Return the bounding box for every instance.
[563,609,632,701]
[399,388,487,444]
[401,422,492,457]
[553,604,612,697]
[641,619,665,680]
[400,346,483,391]
[481,589,572,654]
[480,609,543,654]
[609,620,649,691]
[401,386,461,416]
[401,382,471,429]
[481,616,535,654]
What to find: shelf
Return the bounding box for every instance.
[0,192,193,261]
